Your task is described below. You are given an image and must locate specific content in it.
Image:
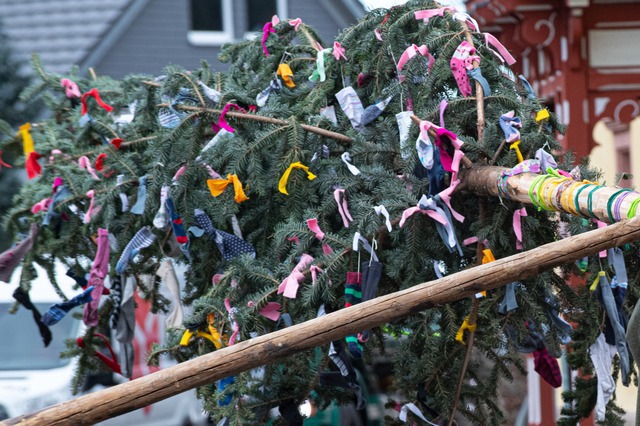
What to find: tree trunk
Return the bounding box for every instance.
[6,215,640,425]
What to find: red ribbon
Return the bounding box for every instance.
[95,153,107,172]
[26,151,42,179]
[77,333,122,375]
[111,138,123,149]
[81,88,114,115]
[0,150,12,169]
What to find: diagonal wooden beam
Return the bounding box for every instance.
[6,215,640,425]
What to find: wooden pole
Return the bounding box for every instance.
[6,215,640,425]
[460,165,640,224]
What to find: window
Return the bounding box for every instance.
[245,0,287,37]
[188,0,234,46]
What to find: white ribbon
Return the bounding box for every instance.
[399,403,437,425]
[341,152,361,176]
[373,205,392,232]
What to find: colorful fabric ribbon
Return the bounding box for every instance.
[307,218,333,255]
[278,162,316,195]
[213,103,243,133]
[261,17,278,57]
[332,42,346,61]
[277,64,295,88]
[455,316,476,345]
[288,18,302,31]
[78,156,101,180]
[513,207,528,250]
[81,88,113,116]
[130,175,148,215]
[83,190,98,224]
[499,111,522,143]
[60,78,81,98]
[341,152,361,176]
[207,173,249,203]
[373,205,392,232]
[0,150,11,169]
[397,44,434,82]
[414,6,455,23]
[334,188,354,228]
[18,123,34,156]
[309,48,332,83]
[278,254,314,299]
[435,179,464,223]
[484,33,516,65]
[77,333,122,374]
[224,297,240,345]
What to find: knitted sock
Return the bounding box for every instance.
[116,175,129,213]
[115,226,156,274]
[42,286,94,326]
[589,333,616,422]
[344,271,363,358]
[360,96,392,128]
[396,110,413,160]
[109,274,123,330]
[129,175,148,215]
[83,228,111,327]
[165,198,191,260]
[194,209,255,260]
[42,185,71,226]
[608,247,628,283]
[625,301,640,423]
[156,259,184,328]
[116,275,136,378]
[533,347,562,388]
[152,185,170,229]
[13,287,52,347]
[0,223,39,283]
[595,274,631,385]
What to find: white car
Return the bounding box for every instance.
[0,261,210,426]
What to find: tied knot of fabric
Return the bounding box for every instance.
[60,78,81,98]
[455,316,476,345]
[278,162,316,195]
[288,17,302,31]
[278,254,314,299]
[207,173,249,203]
[81,88,113,116]
[332,42,347,61]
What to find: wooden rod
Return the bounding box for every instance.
[7,215,640,425]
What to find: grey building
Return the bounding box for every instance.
[0,0,365,79]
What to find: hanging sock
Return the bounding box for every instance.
[497,282,519,314]
[212,103,244,133]
[278,162,317,195]
[334,188,354,228]
[116,275,137,378]
[277,64,295,88]
[0,223,39,283]
[513,207,527,250]
[156,260,184,328]
[499,111,522,143]
[335,86,364,129]
[434,179,464,223]
[25,151,42,180]
[343,271,363,358]
[357,259,382,343]
[359,96,393,128]
[109,275,123,330]
[194,209,255,260]
[278,254,314,299]
[319,339,365,410]
[43,185,71,226]
[309,48,332,83]
[13,287,52,347]
[415,122,434,170]
[320,105,338,126]
[535,147,557,170]
[594,273,631,385]
[83,228,110,327]
[207,173,249,203]
[533,347,562,388]
[590,333,616,422]
[116,175,130,213]
[78,156,101,181]
[396,110,413,159]
[152,185,170,229]
[518,75,537,99]
[129,175,148,215]
[450,41,480,97]
[414,6,455,23]
[165,198,191,260]
[42,286,94,326]
[198,80,222,104]
[332,41,347,60]
[256,78,283,107]
[158,107,181,128]
[115,226,157,274]
[83,190,99,224]
[261,16,278,57]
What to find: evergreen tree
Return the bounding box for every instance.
[0,2,636,425]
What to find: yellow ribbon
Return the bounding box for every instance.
[590,270,607,292]
[475,248,496,297]
[278,161,316,195]
[18,123,34,156]
[455,316,477,345]
[207,173,249,203]
[207,313,222,349]
[509,140,524,163]
[277,64,296,88]
[535,108,550,124]
[180,329,194,346]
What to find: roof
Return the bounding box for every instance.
[0,0,364,77]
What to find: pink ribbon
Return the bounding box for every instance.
[334,189,354,228]
[513,207,527,250]
[31,198,52,214]
[52,177,63,193]
[420,121,464,173]
[399,205,447,228]
[307,218,333,255]
[48,149,67,164]
[558,169,572,178]
[278,253,314,299]
[262,21,277,57]
[172,165,186,182]
[437,180,464,223]
[396,44,434,82]
[414,6,455,23]
[257,302,281,321]
[289,18,302,31]
[450,41,480,97]
[484,33,516,66]
[224,297,240,345]
[212,103,243,133]
[439,99,448,128]
[374,28,383,41]
[60,78,81,98]
[78,156,101,180]
[287,236,300,244]
[332,42,347,61]
[84,190,97,224]
[595,220,608,257]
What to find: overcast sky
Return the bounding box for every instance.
[359,0,466,12]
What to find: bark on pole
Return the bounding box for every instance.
[6,213,640,426]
